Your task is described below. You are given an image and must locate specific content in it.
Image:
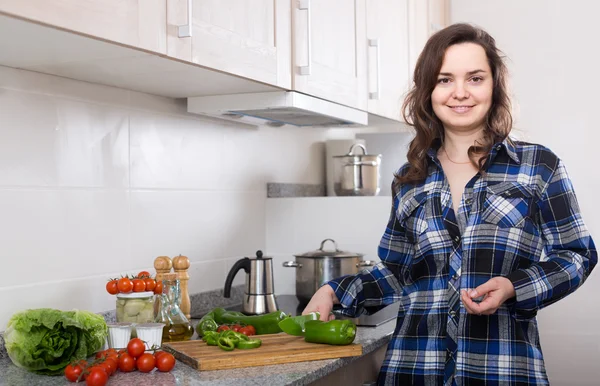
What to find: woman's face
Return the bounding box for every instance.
[431,43,493,134]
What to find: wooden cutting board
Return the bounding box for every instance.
[162,333,363,371]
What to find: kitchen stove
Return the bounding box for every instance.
[194,294,399,327]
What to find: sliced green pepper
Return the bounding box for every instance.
[214,310,289,335]
[217,336,236,351]
[278,312,320,336]
[203,331,219,346]
[195,308,226,337]
[304,320,357,345]
[237,339,262,349]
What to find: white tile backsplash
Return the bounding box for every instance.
[0,66,358,328]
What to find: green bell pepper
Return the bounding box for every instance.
[237,339,262,349]
[217,336,236,351]
[214,310,289,335]
[304,320,357,345]
[203,331,219,346]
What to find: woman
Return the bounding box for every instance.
[303,23,597,385]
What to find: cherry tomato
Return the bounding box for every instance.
[85,367,108,386]
[127,338,146,358]
[137,270,151,278]
[231,324,242,332]
[217,325,230,333]
[104,348,119,359]
[143,278,156,291]
[96,361,113,377]
[154,351,167,360]
[132,279,146,292]
[154,281,163,295]
[117,277,133,293]
[136,353,156,373]
[118,353,136,372]
[103,357,118,375]
[105,280,119,295]
[64,361,86,382]
[239,326,255,336]
[155,352,176,372]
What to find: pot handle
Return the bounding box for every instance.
[283,261,302,268]
[356,260,375,268]
[319,238,340,252]
[346,143,368,156]
[343,160,378,167]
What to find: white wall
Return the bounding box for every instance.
[0,65,362,329]
[451,1,600,385]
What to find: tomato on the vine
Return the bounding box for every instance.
[137,270,151,278]
[127,338,146,358]
[231,324,242,332]
[117,277,133,293]
[239,325,256,336]
[105,280,119,295]
[118,353,136,372]
[217,325,230,333]
[85,367,108,386]
[64,360,86,382]
[132,279,146,292]
[155,352,176,372]
[137,353,156,373]
[154,281,163,295]
[143,278,156,291]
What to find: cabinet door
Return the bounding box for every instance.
[168,0,291,89]
[408,0,449,77]
[366,0,410,121]
[0,0,167,54]
[293,0,368,110]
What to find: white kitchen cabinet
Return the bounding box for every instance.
[408,0,450,77]
[292,0,368,111]
[168,0,291,89]
[365,0,411,122]
[0,0,167,54]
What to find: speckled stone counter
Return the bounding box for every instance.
[0,318,394,386]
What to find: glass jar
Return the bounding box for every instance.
[116,292,155,324]
[155,273,193,342]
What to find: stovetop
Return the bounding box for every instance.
[194,294,399,327]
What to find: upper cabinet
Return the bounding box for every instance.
[0,0,167,54]
[292,0,367,111]
[408,0,450,77]
[365,0,410,122]
[0,0,448,125]
[167,0,291,89]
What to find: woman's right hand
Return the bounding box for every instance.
[302,284,339,321]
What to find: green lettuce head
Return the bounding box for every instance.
[4,308,108,375]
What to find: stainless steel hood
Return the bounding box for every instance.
[187,91,368,127]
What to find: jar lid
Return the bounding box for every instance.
[116,291,155,299]
[295,239,364,258]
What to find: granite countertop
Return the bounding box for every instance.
[0,319,395,386]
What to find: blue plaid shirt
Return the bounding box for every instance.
[328,139,597,385]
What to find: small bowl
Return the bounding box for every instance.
[107,322,133,349]
[135,323,165,350]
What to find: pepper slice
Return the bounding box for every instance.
[304,320,357,345]
[237,339,262,350]
[217,336,236,351]
[203,331,219,346]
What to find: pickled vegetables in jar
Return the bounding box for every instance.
[116,292,155,325]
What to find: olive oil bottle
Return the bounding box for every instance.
[155,273,193,342]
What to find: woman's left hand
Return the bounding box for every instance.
[461,277,516,316]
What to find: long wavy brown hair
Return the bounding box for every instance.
[396,23,513,186]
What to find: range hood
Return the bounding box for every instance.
[187,91,368,127]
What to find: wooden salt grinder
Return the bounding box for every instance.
[172,254,191,320]
[154,256,173,284]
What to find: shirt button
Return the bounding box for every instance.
[465,198,472,205]
[452,273,460,280]
[449,311,456,317]
[454,236,460,243]
[496,145,502,150]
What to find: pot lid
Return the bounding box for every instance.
[295,239,364,258]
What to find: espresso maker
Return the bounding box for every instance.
[223,250,278,315]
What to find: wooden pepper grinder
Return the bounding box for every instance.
[172,254,191,320]
[154,256,173,284]
[153,256,173,317]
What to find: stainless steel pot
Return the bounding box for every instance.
[332,144,382,196]
[282,239,375,304]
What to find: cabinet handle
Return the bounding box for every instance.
[178,0,193,38]
[368,38,381,100]
[297,0,311,75]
